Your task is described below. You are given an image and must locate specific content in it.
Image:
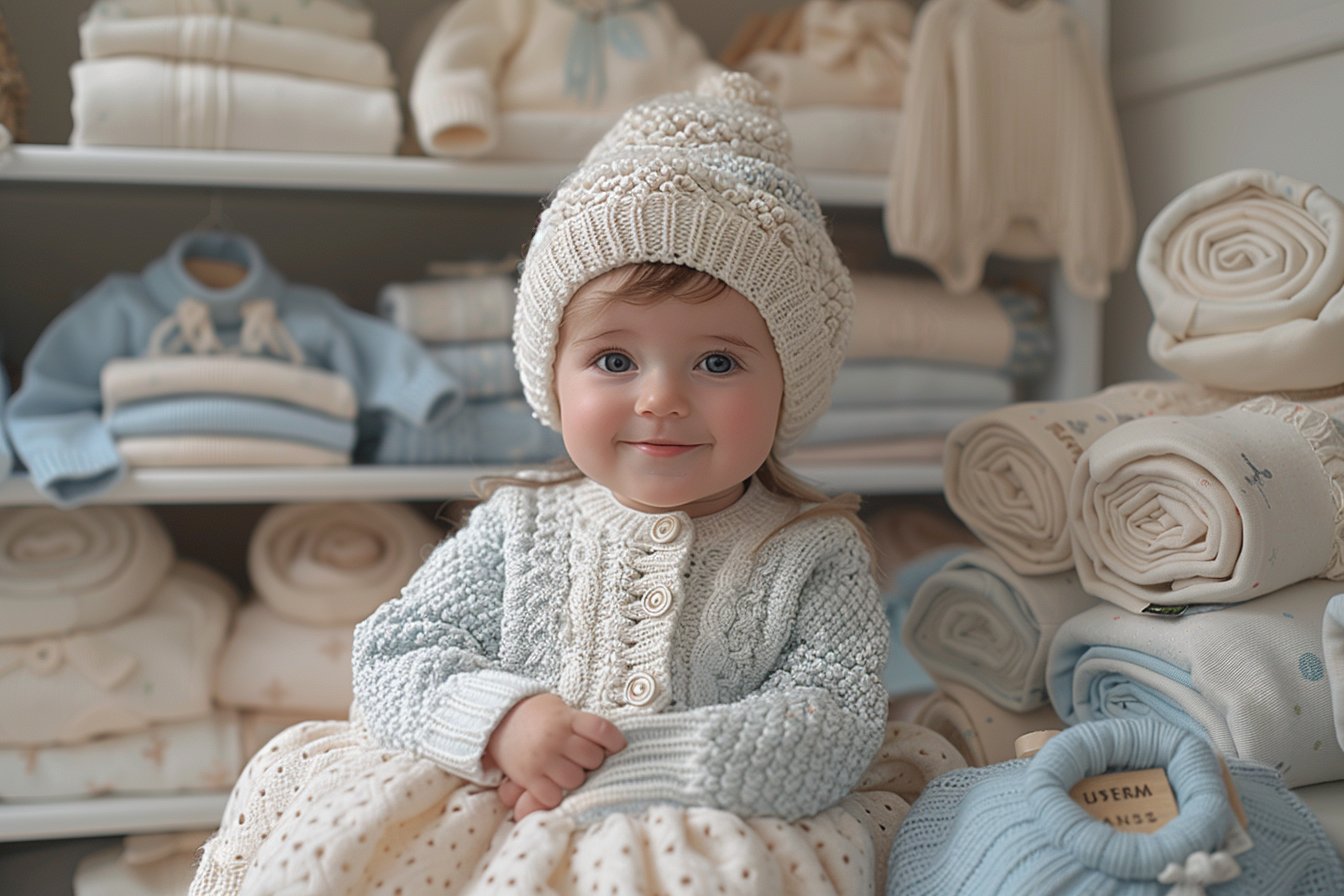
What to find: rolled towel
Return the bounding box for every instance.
[378,276,517,343]
[943,379,1239,575]
[881,544,969,696]
[0,561,235,746]
[904,549,1101,710]
[912,680,1065,767]
[248,502,441,626]
[0,506,174,642]
[1142,169,1344,392]
[1069,396,1344,611]
[214,602,354,716]
[1047,577,1344,787]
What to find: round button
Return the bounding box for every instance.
[623,672,657,706]
[641,586,672,617]
[650,516,681,543]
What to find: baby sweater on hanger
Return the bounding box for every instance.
[353,477,888,822]
[6,231,460,505]
[409,0,721,157]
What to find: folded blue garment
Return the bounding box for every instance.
[830,360,1013,409]
[367,399,565,465]
[423,339,524,401]
[888,719,1344,895]
[107,395,357,454]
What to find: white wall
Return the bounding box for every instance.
[1104,0,1344,384]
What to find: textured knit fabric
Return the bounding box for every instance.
[368,398,566,465]
[86,0,373,41]
[884,0,1133,301]
[377,275,517,342]
[71,58,401,154]
[514,71,854,452]
[912,679,1065,767]
[190,476,891,894]
[847,275,1053,380]
[0,711,243,801]
[115,435,349,468]
[424,340,525,401]
[247,502,441,626]
[904,548,1101,711]
[213,602,355,716]
[1069,396,1344,612]
[1048,578,1344,788]
[0,561,235,746]
[190,713,946,896]
[801,403,1001,446]
[6,230,459,505]
[408,0,719,158]
[886,718,1344,895]
[740,0,912,108]
[1142,169,1344,392]
[880,545,966,696]
[943,380,1243,575]
[106,395,358,456]
[101,356,359,420]
[79,15,394,87]
[0,505,174,642]
[829,359,1013,408]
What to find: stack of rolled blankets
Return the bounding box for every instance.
[71,0,400,154]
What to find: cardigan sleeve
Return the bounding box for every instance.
[408,0,524,157]
[5,279,133,505]
[561,527,889,822]
[351,488,548,785]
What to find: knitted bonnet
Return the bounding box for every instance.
[514,71,853,451]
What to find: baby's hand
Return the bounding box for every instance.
[486,693,625,819]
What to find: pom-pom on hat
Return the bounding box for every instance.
[514,71,853,452]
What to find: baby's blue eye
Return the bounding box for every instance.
[700,353,736,374]
[596,352,634,373]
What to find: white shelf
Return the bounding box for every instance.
[0,462,943,506]
[0,793,226,842]
[0,145,886,207]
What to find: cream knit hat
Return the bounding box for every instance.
[514,71,853,451]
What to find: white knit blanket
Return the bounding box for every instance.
[0,506,174,642]
[1069,396,1344,612]
[1141,168,1344,392]
[0,561,235,746]
[913,680,1065,767]
[86,0,373,40]
[377,276,517,342]
[247,502,442,626]
[903,549,1100,710]
[79,15,394,87]
[943,380,1238,575]
[1047,577,1344,788]
[71,57,400,154]
[214,602,354,716]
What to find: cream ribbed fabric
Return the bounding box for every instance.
[514,71,853,451]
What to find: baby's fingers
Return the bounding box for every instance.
[498,778,523,808]
[544,756,585,791]
[571,712,626,755]
[514,790,549,821]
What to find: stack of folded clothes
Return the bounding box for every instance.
[71,0,400,153]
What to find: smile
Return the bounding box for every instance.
[624,441,702,457]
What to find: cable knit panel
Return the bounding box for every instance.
[352,476,887,820]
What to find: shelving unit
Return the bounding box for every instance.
[0,795,227,843]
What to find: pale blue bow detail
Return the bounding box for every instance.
[561,0,655,104]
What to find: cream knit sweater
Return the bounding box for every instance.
[408,0,720,157]
[352,477,888,822]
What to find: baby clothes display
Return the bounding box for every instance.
[884,0,1133,300]
[214,502,442,717]
[71,0,399,153]
[1069,395,1344,611]
[1048,578,1344,788]
[887,719,1344,895]
[1141,169,1344,393]
[6,230,460,505]
[408,0,721,158]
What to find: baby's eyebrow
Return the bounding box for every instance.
[569,328,630,344]
[702,334,764,354]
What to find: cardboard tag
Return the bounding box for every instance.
[1069,768,1179,833]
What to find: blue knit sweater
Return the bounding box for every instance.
[6,231,460,504]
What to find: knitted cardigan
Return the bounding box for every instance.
[352,476,888,822]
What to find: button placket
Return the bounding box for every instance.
[649,515,681,544]
[623,671,656,706]
[641,585,672,617]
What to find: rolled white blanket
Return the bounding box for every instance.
[912,680,1065,767]
[0,506,174,642]
[942,380,1238,574]
[214,601,354,716]
[1141,168,1344,392]
[1048,577,1344,787]
[1069,396,1344,612]
[248,502,442,625]
[903,549,1101,711]
[377,276,517,343]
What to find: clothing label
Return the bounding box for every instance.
[1069,768,1178,832]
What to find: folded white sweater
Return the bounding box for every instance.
[86,0,374,41]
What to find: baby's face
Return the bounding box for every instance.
[553,269,783,517]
